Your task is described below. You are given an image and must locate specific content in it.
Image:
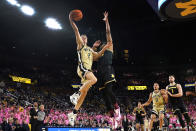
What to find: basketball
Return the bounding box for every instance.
[70,9,83,21]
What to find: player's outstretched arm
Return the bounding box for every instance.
[92,42,112,60]
[69,13,83,49]
[103,11,112,43]
[142,93,152,107]
[103,11,113,52]
[92,40,101,52]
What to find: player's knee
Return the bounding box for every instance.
[159,114,164,120]
[91,77,97,85]
[151,114,156,120]
[80,88,88,95]
[86,72,97,85]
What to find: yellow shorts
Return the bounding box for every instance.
[152,106,165,116]
[77,65,91,84]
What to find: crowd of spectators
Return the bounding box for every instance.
[0,64,196,131]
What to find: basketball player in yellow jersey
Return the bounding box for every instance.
[142,83,168,131]
[68,12,111,126]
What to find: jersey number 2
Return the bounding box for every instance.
[156,98,158,102]
[88,53,90,58]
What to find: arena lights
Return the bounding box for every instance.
[20,5,35,16]
[45,18,62,30]
[5,0,63,30]
[6,0,21,7]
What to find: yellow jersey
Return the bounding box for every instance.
[77,45,93,70]
[152,91,164,108]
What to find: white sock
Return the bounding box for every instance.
[159,127,162,130]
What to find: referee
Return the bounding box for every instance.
[36,105,45,131]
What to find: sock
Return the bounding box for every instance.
[159,127,163,130]
[73,109,78,114]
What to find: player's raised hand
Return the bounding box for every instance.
[93,40,101,48]
[103,11,108,21]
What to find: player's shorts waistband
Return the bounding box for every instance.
[78,63,91,72]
